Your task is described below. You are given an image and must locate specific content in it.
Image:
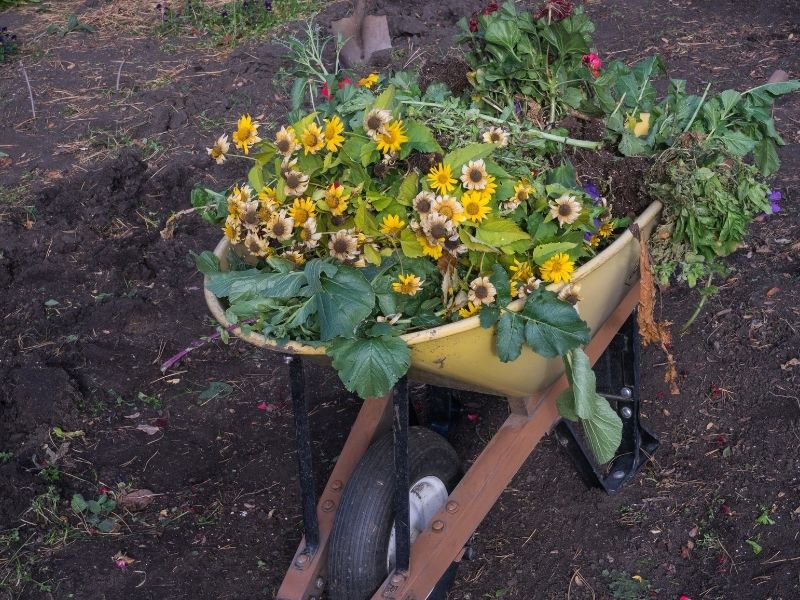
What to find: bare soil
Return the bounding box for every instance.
[0,1,798,599]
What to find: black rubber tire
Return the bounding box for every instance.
[328,427,462,600]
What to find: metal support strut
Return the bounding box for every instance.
[287,356,320,554]
[392,376,411,574]
[555,311,660,494]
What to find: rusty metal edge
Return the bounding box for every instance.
[375,283,642,600]
[276,392,393,600]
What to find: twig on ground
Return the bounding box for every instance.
[20,62,36,119]
[116,58,126,91]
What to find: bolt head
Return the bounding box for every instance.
[295,554,309,566]
[431,519,445,532]
[315,577,324,589]
[619,387,633,398]
[446,501,459,513]
[390,573,404,585]
[321,499,335,512]
[620,406,633,419]
[331,480,343,491]
[611,469,626,480]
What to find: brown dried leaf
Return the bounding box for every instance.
[160,207,197,240]
[118,489,156,512]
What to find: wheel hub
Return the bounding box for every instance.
[386,475,449,572]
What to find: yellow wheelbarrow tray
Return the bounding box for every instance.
[203,201,663,600]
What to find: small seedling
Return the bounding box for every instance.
[0,451,12,464]
[137,391,163,409]
[755,509,775,526]
[71,493,118,533]
[745,538,763,555]
[46,14,96,37]
[38,465,61,483]
[603,569,651,600]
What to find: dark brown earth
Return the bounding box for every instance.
[0,1,798,599]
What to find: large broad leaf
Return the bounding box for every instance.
[495,312,525,362]
[206,270,307,302]
[754,138,780,176]
[402,120,443,157]
[193,251,219,275]
[310,264,376,341]
[520,289,591,358]
[563,348,597,420]
[745,80,800,98]
[397,172,419,206]
[720,130,756,156]
[442,143,496,172]
[531,242,577,265]
[475,217,530,247]
[326,334,411,398]
[582,394,623,464]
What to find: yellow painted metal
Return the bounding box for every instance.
[205,201,662,398]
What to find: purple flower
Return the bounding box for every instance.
[583,181,602,203]
[768,190,781,214]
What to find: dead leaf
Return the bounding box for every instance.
[136,424,160,435]
[781,358,800,371]
[124,412,141,419]
[688,525,699,538]
[112,551,135,569]
[160,207,197,240]
[766,287,780,297]
[118,489,156,512]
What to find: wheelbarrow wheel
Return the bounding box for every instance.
[328,426,462,600]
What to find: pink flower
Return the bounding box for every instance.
[583,53,602,77]
[679,596,692,600]
[467,412,479,423]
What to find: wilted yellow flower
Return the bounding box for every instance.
[433,195,466,223]
[392,273,422,296]
[549,194,582,227]
[288,197,316,226]
[323,183,349,216]
[274,126,298,157]
[364,108,392,138]
[458,302,480,318]
[482,126,509,147]
[509,258,533,282]
[418,234,443,259]
[468,276,497,306]
[207,134,230,164]
[460,159,489,190]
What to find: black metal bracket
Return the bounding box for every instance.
[287,356,320,558]
[554,311,659,494]
[392,376,411,573]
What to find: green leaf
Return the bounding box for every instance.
[290,77,307,112]
[402,120,443,157]
[71,494,88,513]
[96,518,117,533]
[521,289,590,358]
[192,250,220,275]
[754,137,780,176]
[248,164,265,192]
[483,19,522,59]
[326,335,411,398]
[372,85,396,110]
[442,143,496,173]
[745,80,800,97]
[720,130,756,156]
[479,306,500,328]
[495,312,525,362]
[531,242,577,265]
[199,381,233,402]
[400,229,424,257]
[475,217,530,247]
[563,348,596,420]
[360,139,379,167]
[355,201,380,235]
[556,389,578,421]
[745,539,763,555]
[206,270,307,302]
[490,263,511,306]
[314,265,376,341]
[582,394,623,464]
[397,172,419,206]
[619,130,651,156]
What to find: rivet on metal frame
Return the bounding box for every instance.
[620,406,633,419]
[331,480,343,492]
[446,501,459,513]
[431,519,445,532]
[321,499,335,512]
[315,577,325,589]
[294,553,310,568]
[390,573,405,585]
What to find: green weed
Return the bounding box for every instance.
[603,569,651,600]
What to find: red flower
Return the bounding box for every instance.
[482,1,499,15]
[535,0,573,21]
[583,53,602,77]
[338,77,352,89]
[320,82,331,100]
[468,17,478,32]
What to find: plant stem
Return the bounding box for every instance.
[681,273,714,332]
[683,82,711,133]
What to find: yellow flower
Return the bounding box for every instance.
[512,181,533,204]
[598,222,614,238]
[481,175,497,201]
[223,215,242,243]
[282,250,306,266]
[231,114,261,155]
[433,195,466,223]
[460,159,489,190]
[587,234,600,247]
[462,190,491,223]
[380,214,406,236]
[288,197,316,226]
[323,183,349,216]
[375,120,408,155]
[418,234,443,259]
[274,126,298,157]
[458,302,480,318]
[207,134,230,164]
[626,112,651,137]
[300,122,325,155]
[540,253,574,283]
[392,273,423,296]
[509,258,533,282]
[427,163,457,195]
[323,115,345,152]
[358,73,380,89]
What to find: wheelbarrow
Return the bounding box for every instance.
[204,201,663,599]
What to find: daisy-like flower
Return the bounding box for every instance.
[422,212,455,242]
[598,222,614,238]
[243,232,271,257]
[232,114,261,155]
[482,126,509,147]
[240,200,261,230]
[458,302,480,318]
[280,156,298,178]
[518,277,541,299]
[509,258,533,282]
[558,282,582,305]
[323,182,349,216]
[468,276,497,306]
[288,197,316,226]
[512,181,533,205]
[586,234,600,247]
[265,210,295,241]
[443,234,468,256]
[283,169,309,197]
[228,184,253,204]
[418,234,443,259]
[549,194,582,227]
[224,215,242,243]
[299,218,322,249]
[540,252,574,283]
[413,191,436,215]
[481,174,498,200]
[300,122,325,155]
[432,195,466,223]
[380,214,405,236]
[358,73,380,89]
[392,273,423,296]
[364,108,392,139]
[282,250,306,266]
[375,120,408,155]
[274,126,298,157]
[207,134,230,164]
[460,159,489,190]
[462,190,491,223]
[328,229,360,262]
[427,163,457,195]
[323,115,345,152]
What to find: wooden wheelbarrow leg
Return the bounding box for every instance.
[376,284,642,599]
[277,383,393,600]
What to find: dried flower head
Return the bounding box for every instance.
[207,134,230,164]
[468,276,497,306]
